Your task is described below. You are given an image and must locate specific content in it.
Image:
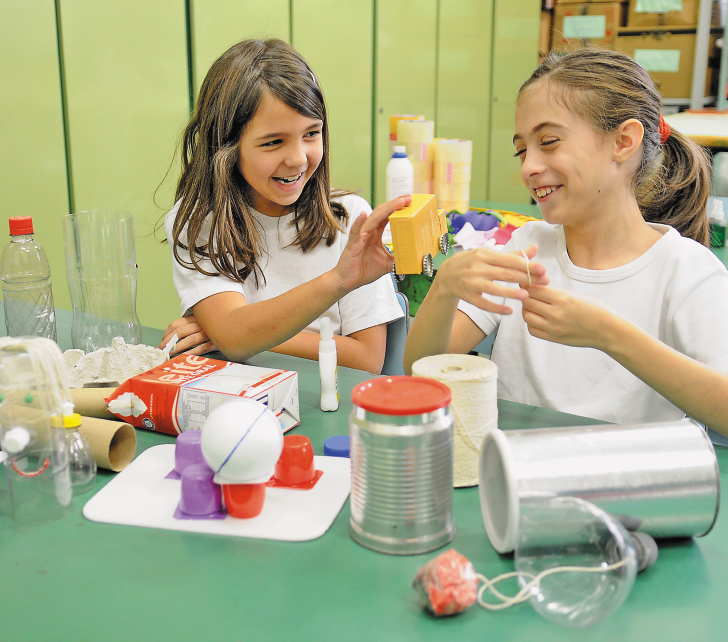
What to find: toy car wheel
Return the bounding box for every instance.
[422,253,434,278]
[439,233,450,256]
[392,263,405,282]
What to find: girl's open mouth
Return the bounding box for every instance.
[534,185,561,201]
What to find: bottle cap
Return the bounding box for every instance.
[320,316,333,341]
[51,413,82,429]
[323,435,350,458]
[392,145,408,159]
[352,376,452,415]
[8,217,33,235]
[709,199,725,221]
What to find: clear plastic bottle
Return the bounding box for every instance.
[55,403,96,495]
[386,146,414,201]
[1,216,57,341]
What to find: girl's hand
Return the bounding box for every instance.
[522,285,619,351]
[433,243,549,315]
[157,315,217,358]
[332,195,412,292]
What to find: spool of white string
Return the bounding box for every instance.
[412,354,497,487]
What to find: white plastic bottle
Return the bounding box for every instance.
[386,146,414,201]
[319,317,339,412]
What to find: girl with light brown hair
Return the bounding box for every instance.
[160,38,408,373]
[406,48,728,437]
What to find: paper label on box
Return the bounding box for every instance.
[634,49,681,72]
[563,15,606,40]
[635,0,683,13]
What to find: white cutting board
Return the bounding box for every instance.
[83,445,351,541]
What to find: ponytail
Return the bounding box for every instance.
[637,128,711,246]
[520,49,711,246]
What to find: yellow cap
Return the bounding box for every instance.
[51,413,82,429]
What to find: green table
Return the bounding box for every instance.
[1,316,727,642]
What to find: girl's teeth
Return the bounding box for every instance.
[275,174,301,185]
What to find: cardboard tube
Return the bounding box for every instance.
[70,387,118,420]
[78,416,136,472]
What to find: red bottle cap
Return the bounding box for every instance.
[8,217,33,236]
[352,376,452,416]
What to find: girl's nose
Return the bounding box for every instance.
[285,141,307,168]
[520,149,543,183]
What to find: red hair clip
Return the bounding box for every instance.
[659,114,671,145]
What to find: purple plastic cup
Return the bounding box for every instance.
[178,463,222,516]
[167,430,205,479]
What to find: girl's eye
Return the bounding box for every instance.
[541,138,558,147]
[514,148,526,158]
[305,130,321,139]
[260,139,282,148]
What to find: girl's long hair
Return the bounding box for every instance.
[171,38,348,287]
[519,49,711,246]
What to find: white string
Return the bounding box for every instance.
[520,249,532,285]
[475,559,628,611]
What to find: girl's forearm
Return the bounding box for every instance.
[271,329,386,373]
[404,280,460,374]
[603,316,728,436]
[197,271,348,361]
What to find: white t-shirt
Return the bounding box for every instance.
[164,193,403,337]
[459,221,728,424]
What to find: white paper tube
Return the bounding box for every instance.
[433,161,471,183]
[435,138,473,162]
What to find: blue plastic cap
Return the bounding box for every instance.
[323,435,350,458]
[392,151,407,159]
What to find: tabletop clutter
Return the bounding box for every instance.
[0,203,723,630]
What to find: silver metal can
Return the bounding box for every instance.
[349,376,455,555]
[479,419,721,553]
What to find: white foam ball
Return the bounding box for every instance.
[200,398,283,485]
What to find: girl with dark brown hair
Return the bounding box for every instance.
[406,48,728,436]
[160,39,408,373]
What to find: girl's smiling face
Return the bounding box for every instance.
[238,92,324,217]
[513,81,620,228]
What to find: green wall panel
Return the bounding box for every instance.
[59,0,189,330]
[0,1,70,310]
[293,0,374,200]
[437,0,494,202]
[191,0,290,99]
[487,0,541,204]
[374,0,438,206]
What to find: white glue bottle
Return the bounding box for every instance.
[319,316,339,412]
[386,146,414,201]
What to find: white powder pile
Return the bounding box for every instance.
[65,337,166,389]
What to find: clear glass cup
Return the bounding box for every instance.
[515,496,637,628]
[62,210,142,352]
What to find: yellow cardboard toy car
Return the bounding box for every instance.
[388,194,450,279]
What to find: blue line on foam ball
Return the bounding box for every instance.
[216,406,269,476]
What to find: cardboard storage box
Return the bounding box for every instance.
[616,30,718,98]
[552,2,624,51]
[626,0,721,29]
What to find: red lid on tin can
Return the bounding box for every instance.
[351,376,452,416]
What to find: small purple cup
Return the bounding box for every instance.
[166,430,205,480]
[174,463,224,520]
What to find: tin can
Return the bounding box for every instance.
[349,376,455,555]
[480,419,721,553]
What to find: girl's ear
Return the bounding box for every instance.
[613,118,644,164]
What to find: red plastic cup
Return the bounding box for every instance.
[275,435,315,486]
[223,483,266,518]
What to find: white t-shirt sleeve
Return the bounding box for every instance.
[670,268,728,373]
[164,205,245,316]
[335,194,404,336]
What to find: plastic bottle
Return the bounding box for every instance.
[319,317,339,412]
[55,402,96,495]
[386,146,414,201]
[1,216,57,341]
[708,198,726,248]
